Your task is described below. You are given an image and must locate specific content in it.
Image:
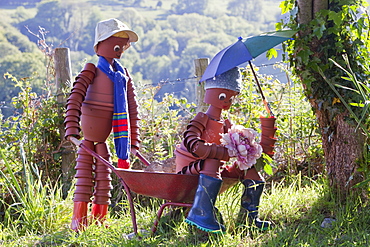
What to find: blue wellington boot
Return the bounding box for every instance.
[237,179,272,230]
[185,174,225,234]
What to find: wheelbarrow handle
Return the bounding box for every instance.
[68,136,151,167]
[68,136,116,170]
[135,151,151,166]
[68,136,82,148]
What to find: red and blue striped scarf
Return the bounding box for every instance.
[97,56,130,168]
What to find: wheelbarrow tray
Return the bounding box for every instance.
[67,137,239,234]
[115,168,239,203]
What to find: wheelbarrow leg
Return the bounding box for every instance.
[151,202,193,234]
[119,178,139,235]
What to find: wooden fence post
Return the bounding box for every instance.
[194,58,209,112]
[54,48,75,198]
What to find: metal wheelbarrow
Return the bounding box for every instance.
[69,137,239,235]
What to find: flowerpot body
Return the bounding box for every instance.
[80,104,113,142]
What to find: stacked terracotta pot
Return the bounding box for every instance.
[64,63,96,139]
[259,117,277,157]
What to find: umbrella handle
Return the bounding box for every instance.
[263,100,274,117]
[249,61,274,117]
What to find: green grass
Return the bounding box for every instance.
[1,173,369,246]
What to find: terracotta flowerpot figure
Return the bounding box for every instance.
[174,67,273,233]
[64,18,141,232]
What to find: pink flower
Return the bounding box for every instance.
[220,125,262,170]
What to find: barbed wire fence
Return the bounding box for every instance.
[0,61,290,117]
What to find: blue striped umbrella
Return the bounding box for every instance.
[200,30,296,116]
[201,30,296,82]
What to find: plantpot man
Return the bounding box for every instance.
[175,67,273,233]
[64,18,141,232]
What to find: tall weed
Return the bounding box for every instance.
[135,83,196,164]
[0,73,62,181]
[0,147,71,235]
[0,74,69,236]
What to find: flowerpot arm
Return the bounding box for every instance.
[183,113,230,161]
[64,63,95,140]
[125,68,141,150]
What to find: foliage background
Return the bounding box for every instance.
[0,0,284,116]
[0,0,341,209]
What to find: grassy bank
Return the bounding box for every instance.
[1,174,369,246]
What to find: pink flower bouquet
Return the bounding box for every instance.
[220,125,262,170]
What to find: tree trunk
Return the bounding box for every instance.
[326,113,364,196]
[311,100,365,198]
[297,0,312,25]
[313,0,328,14]
[296,0,366,199]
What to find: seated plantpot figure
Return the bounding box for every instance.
[175,67,273,233]
[64,18,141,232]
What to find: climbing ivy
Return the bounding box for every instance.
[277,0,370,122]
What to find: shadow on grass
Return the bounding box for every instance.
[259,188,370,246]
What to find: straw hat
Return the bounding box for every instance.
[94,18,138,52]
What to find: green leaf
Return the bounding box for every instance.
[353,177,370,188]
[349,103,365,107]
[279,0,294,14]
[333,83,359,94]
[276,22,283,30]
[328,11,343,27]
[266,48,278,59]
[313,24,326,39]
[264,163,273,175]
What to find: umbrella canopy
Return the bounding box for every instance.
[200,30,296,82]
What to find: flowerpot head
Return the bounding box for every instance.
[204,67,241,110]
[96,36,130,59]
[204,88,238,110]
[94,18,138,58]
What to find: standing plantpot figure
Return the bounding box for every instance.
[64,18,141,232]
[175,67,273,233]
